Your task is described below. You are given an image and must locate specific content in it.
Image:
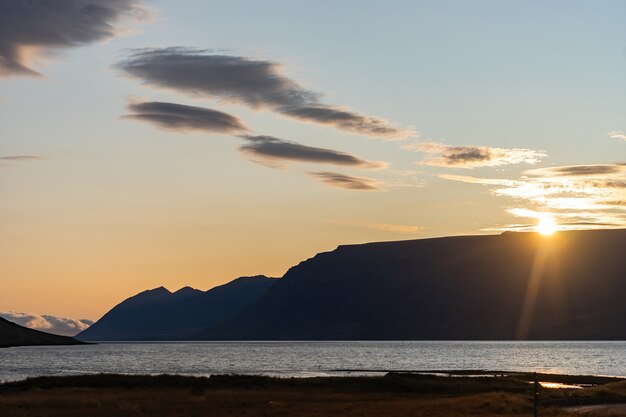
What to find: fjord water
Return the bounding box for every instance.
[1,341,625,382]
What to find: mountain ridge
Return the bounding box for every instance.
[193,229,626,340]
[77,275,278,341]
[78,229,626,341]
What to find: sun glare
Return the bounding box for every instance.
[537,217,557,235]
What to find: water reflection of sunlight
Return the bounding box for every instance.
[539,381,584,389]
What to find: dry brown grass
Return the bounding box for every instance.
[0,383,582,417]
[3,373,624,417]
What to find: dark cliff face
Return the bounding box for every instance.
[77,276,277,341]
[195,229,626,340]
[0,317,86,348]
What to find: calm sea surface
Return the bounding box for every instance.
[1,341,625,382]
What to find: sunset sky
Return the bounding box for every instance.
[1,0,625,321]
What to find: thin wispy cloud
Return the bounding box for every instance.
[124,101,248,133]
[438,174,519,186]
[381,169,425,188]
[440,163,626,230]
[0,155,41,161]
[0,0,150,78]
[407,141,546,168]
[608,130,626,141]
[239,135,387,170]
[525,164,626,177]
[0,311,93,337]
[308,171,382,191]
[334,220,423,234]
[117,48,413,139]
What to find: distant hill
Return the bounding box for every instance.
[192,229,626,340]
[0,317,87,348]
[77,276,277,341]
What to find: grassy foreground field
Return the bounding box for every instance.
[1,372,625,417]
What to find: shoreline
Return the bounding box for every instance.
[1,372,625,416]
[3,369,625,384]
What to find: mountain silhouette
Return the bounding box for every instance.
[0,317,86,348]
[192,229,626,340]
[77,276,277,341]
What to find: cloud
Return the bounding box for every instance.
[0,155,41,161]
[0,0,150,78]
[124,101,248,133]
[364,223,423,234]
[0,155,42,167]
[334,220,423,234]
[437,174,520,186]
[117,48,413,139]
[381,169,425,188]
[608,130,626,141]
[407,141,546,168]
[281,106,408,138]
[239,135,387,169]
[440,163,626,230]
[308,171,382,191]
[120,101,388,173]
[0,311,93,336]
[524,164,626,177]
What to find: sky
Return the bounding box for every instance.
[1,0,625,321]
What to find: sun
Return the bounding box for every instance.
[537,217,557,236]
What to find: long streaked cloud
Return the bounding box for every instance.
[117,48,413,139]
[407,141,546,168]
[281,106,409,138]
[440,163,626,230]
[121,100,386,171]
[0,0,150,78]
[239,135,387,169]
[608,130,626,141]
[0,155,42,167]
[525,164,626,177]
[0,311,93,336]
[0,155,41,161]
[308,171,382,191]
[438,174,519,186]
[124,101,248,133]
[363,222,423,234]
[333,220,423,234]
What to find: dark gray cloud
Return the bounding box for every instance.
[443,146,492,163]
[308,171,381,191]
[281,106,406,138]
[0,311,93,336]
[0,0,149,77]
[525,164,626,177]
[119,49,315,108]
[408,142,545,168]
[124,101,247,133]
[117,48,412,139]
[0,155,40,161]
[239,135,386,169]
